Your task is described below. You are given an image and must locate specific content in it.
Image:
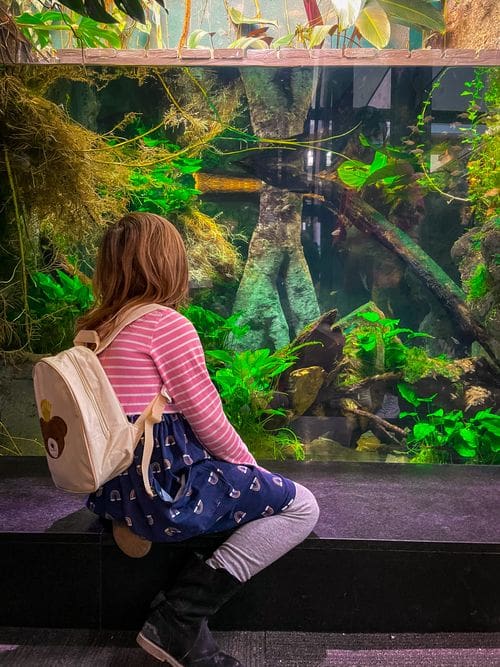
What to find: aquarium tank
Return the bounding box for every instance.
[0,0,499,466]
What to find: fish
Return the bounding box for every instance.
[359,271,369,292]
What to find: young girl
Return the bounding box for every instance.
[78,212,319,667]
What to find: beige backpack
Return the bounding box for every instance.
[33,303,170,498]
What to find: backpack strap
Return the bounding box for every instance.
[74,303,170,354]
[74,302,173,498]
[135,392,168,498]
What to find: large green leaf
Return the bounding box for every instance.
[412,422,436,442]
[378,0,445,32]
[356,1,390,49]
[337,159,371,188]
[454,440,476,458]
[308,24,336,48]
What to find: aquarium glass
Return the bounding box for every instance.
[1,64,498,465]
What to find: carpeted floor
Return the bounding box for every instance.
[0,629,499,666]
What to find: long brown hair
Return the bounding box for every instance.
[77,212,189,338]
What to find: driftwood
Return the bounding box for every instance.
[322,194,498,362]
[247,154,498,362]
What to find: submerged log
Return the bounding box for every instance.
[232,68,320,349]
[245,155,498,362]
[232,183,320,350]
[325,195,498,363]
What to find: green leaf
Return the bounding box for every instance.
[272,33,295,48]
[115,0,146,23]
[378,0,445,32]
[337,159,371,188]
[399,411,417,418]
[356,1,390,49]
[458,428,478,448]
[228,7,278,28]
[413,422,436,441]
[363,161,413,186]
[428,408,444,418]
[368,150,388,173]
[308,24,336,48]
[358,311,381,322]
[454,441,476,458]
[397,382,420,407]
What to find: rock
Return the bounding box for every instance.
[304,436,384,462]
[385,454,410,464]
[290,415,359,448]
[355,430,383,452]
[335,301,386,331]
[289,366,326,416]
[452,218,500,361]
[291,309,345,373]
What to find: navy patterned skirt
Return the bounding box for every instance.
[87,413,296,542]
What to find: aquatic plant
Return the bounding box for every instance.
[464,263,491,302]
[342,311,433,380]
[397,383,500,465]
[181,304,303,460]
[0,68,245,353]
[205,345,305,460]
[29,271,94,352]
[181,305,248,351]
[466,69,500,223]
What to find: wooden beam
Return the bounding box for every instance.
[8,48,500,68]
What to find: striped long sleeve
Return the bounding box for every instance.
[150,310,257,466]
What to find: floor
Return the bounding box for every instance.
[0,629,499,666]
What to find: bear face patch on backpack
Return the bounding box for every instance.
[33,303,170,496]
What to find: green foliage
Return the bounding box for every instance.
[402,347,460,384]
[183,305,304,461]
[225,0,443,51]
[336,135,420,202]
[397,383,500,465]
[15,10,121,49]
[466,69,500,222]
[465,263,490,301]
[205,345,305,461]
[29,270,94,352]
[343,310,433,379]
[180,305,248,350]
[127,125,202,215]
[57,0,165,25]
[129,166,201,215]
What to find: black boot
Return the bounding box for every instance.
[137,554,244,666]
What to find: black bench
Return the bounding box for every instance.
[1,458,499,632]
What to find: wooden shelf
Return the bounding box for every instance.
[11,47,500,67]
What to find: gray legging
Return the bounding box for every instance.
[206,483,319,583]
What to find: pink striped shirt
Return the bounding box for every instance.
[99,308,256,466]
